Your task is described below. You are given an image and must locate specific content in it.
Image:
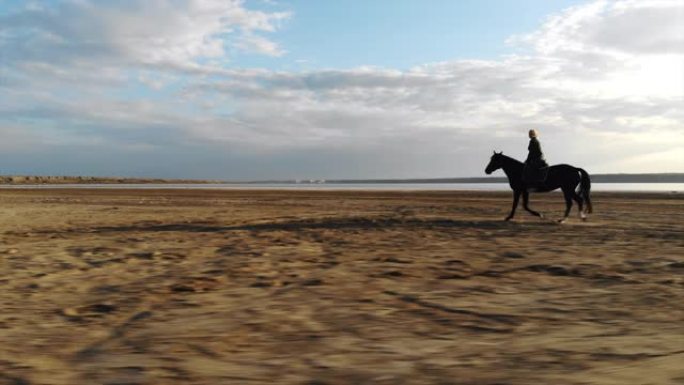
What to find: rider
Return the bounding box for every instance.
[524,129,549,183]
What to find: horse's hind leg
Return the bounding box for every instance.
[522,191,543,219]
[572,191,587,221]
[559,190,573,223]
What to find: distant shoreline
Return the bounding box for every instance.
[1,173,682,185]
[0,176,221,185]
[312,173,684,184]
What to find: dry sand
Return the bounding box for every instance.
[0,189,682,385]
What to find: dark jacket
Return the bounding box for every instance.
[526,137,547,167]
[523,137,549,183]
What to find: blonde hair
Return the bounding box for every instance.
[529,129,538,138]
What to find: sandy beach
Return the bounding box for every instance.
[0,188,682,385]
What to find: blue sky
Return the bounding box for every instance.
[235,0,582,70]
[0,0,682,179]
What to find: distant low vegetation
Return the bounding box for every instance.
[0,176,218,185]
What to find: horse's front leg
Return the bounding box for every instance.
[522,191,543,219]
[505,190,521,221]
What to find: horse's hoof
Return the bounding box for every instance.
[504,217,512,222]
[558,218,567,224]
[581,216,588,222]
[539,213,545,219]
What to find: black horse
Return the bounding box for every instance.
[485,152,593,222]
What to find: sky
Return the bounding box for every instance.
[0,0,682,180]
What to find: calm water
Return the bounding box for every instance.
[1,183,683,192]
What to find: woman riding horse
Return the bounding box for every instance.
[524,129,549,185]
[485,130,593,222]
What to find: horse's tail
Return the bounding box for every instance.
[577,168,593,213]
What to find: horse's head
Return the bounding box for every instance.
[485,151,504,175]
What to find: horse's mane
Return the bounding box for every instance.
[497,153,523,166]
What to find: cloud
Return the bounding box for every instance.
[0,0,290,67]
[235,33,286,56]
[514,0,684,56]
[0,0,682,178]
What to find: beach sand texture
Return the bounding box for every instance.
[0,189,682,385]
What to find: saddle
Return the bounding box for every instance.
[523,163,549,191]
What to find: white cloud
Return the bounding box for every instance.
[235,33,286,56]
[512,0,684,56]
[0,0,290,67]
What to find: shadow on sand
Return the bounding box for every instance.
[57,216,557,235]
